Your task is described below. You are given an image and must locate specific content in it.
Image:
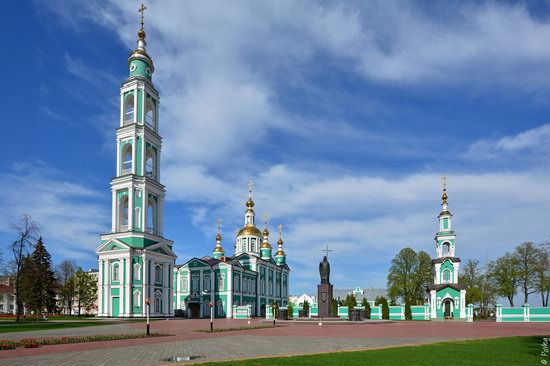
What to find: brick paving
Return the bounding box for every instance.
[0,319,547,365]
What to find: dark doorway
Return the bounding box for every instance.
[444,300,451,317]
[189,303,200,319]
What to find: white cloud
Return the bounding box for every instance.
[0,163,108,262]
[466,123,550,163]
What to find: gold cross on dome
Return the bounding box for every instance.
[138,3,147,29]
[278,224,283,238]
[441,175,448,190]
[216,218,222,232]
[263,212,269,226]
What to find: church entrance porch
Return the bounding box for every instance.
[189,303,200,319]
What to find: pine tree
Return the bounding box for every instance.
[20,237,57,316]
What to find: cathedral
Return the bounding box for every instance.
[427,179,467,320]
[96,8,289,318]
[173,182,290,318]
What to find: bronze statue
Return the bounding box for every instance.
[319,256,330,284]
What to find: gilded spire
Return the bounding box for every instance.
[261,212,272,249]
[138,3,147,40]
[246,179,255,208]
[441,175,448,205]
[212,218,224,258]
[276,223,285,255]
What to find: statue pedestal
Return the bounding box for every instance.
[317,283,333,317]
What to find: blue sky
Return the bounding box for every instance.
[2,1,550,299]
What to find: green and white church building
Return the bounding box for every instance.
[95,12,290,318]
[427,181,467,320]
[96,16,177,318]
[173,184,290,319]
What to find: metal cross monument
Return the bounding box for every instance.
[322,245,333,259]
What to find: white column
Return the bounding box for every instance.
[227,268,233,318]
[111,191,117,232]
[142,253,147,316]
[116,139,121,176]
[163,262,169,315]
[134,86,138,124]
[453,267,459,284]
[119,91,124,127]
[430,291,436,319]
[460,290,466,318]
[128,188,134,232]
[106,260,111,316]
[98,259,104,316]
[126,255,132,316]
[158,196,164,236]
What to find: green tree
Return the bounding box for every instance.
[72,268,98,316]
[514,242,540,305]
[375,296,389,319]
[404,301,412,320]
[302,299,310,314]
[488,253,519,307]
[460,259,483,307]
[19,237,57,316]
[361,298,371,319]
[387,248,432,305]
[344,294,357,309]
[55,259,77,315]
[535,245,550,307]
[331,297,338,316]
[286,302,293,319]
[9,214,39,322]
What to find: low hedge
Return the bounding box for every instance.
[0,333,168,350]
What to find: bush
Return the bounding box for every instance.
[331,298,338,316]
[286,303,293,319]
[362,298,371,319]
[405,302,412,320]
[0,340,17,350]
[303,300,310,315]
[375,297,390,319]
[20,339,40,348]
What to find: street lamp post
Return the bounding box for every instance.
[145,298,151,336]
[208,302,214,332]
[272,303,277,328]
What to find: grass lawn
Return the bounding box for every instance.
[200,336,549,366]
[0,321,117,333]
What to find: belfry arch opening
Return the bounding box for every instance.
[145,148,156,178]
[442,242,451,257]
[119,195,129,231]
[124,94,135,125]
[145,98,156,129]
[147,197,157,234]
[122,144,133,174]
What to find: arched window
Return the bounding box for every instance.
[112,263,120,282]
[147,198,157,234]
[133,263,141,281]
[155,265,162,283]
[119,195,129,230]
[124,94,135,124]
[442,269,451,283]
[145,148,156,178]
[122,144,133,174]
[145,98,156,129]
[154,291,162,313]
[133,290,141,307]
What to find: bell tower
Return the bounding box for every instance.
[97,4,177,318]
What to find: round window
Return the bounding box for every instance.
[129,63,137,72]
[145,67,152,76]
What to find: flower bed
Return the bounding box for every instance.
[0,333,169,350]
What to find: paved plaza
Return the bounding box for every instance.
[0,319,548,365]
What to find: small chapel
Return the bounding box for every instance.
[427,179,467,320]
